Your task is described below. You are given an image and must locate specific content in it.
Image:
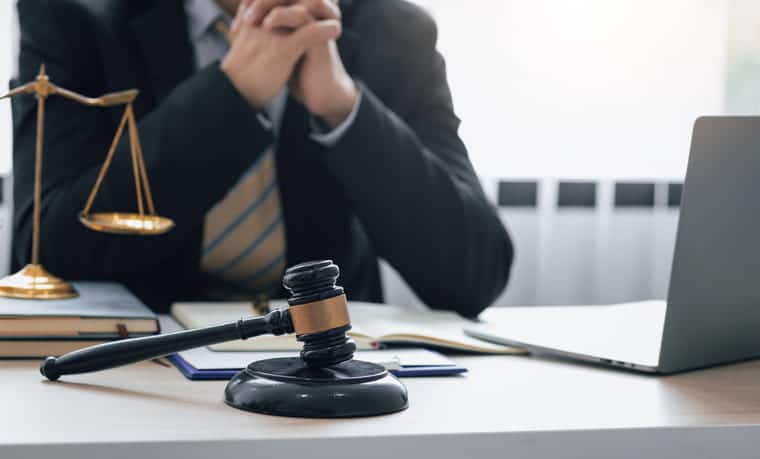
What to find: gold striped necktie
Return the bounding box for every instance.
[201,19,287,292]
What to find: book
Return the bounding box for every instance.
[160,317,468,379]
[0,282,158,358]
[171,300,524,354]
[0,337,111,358]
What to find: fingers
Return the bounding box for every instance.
[285,19,341,56]
[251,0,292,25]
[299,0,341,21]
[252,0,340,25]
[230,0,254,37]
[233,0,341,62]
[263,4,313,31]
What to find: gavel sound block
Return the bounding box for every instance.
[40,260,409,418]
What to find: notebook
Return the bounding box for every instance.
[160,316,468,379]
[0,337,112,358]
[0,282,158,357]
[0,282,158,337]
[172,301,524,354]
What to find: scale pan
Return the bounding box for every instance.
[79,212,175,236]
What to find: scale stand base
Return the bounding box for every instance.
[225,357,409,418]
[0,264,78,300]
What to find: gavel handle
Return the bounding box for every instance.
[40,309,294,381]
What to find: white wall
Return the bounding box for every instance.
[412,0,727,180]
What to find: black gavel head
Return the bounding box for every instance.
[283,260,357,368]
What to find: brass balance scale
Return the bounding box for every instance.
[0,65,174,300]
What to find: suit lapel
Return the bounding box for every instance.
[128,1,195,106]
[338,0,361,72]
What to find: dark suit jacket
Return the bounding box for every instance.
[12,0,513,316]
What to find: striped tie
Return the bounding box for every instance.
[201,20,287,292]
[201,148,287,290]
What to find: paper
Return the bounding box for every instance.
[171,300,522,354]
[345,303,523,353]
[159,316,456,370]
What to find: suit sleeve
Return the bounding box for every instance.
[321,17,514,317]
[12,0,272,279]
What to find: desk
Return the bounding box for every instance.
[2,354,759,459]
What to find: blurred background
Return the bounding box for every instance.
[1,0,759,308]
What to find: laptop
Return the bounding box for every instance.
[466,117,760,374]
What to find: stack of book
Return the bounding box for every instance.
[0,282,159,358]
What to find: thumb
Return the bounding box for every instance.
[285,19,342,56]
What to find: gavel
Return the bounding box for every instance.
[40,260,409,418]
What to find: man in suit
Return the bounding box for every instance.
[12,0,513,317]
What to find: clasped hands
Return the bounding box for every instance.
[221,0,358,128]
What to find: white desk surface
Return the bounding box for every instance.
[2,353,760,459]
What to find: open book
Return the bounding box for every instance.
[171,301,524,354]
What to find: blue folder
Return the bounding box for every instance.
[167,353,467,380]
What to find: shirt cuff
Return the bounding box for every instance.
[309,88,363,147]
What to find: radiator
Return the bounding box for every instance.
[381,179,682,309]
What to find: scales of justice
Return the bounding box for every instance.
[0,65,174,300]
